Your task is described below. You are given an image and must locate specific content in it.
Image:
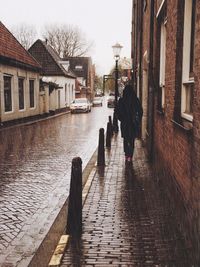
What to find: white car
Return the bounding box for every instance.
[107,96,115,108]
[70,98,91,113]
[93,97,103,107]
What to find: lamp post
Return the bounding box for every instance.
[112,42,123,133]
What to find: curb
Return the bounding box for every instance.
[48,164,97,267]
[25,148,98,267]
[48,235,69,267]
[0,110,70,132]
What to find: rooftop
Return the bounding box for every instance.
[0,21,41,70]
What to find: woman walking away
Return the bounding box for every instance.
[116,84,143,162]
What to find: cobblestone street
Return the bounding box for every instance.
[61,136,190,267]
[0,105,112,266]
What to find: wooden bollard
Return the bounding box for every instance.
[106,122,111,148]
[97,128,105,166]
[109,115,113,136]
[66,157,82,237]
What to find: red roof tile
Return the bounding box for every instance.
[0,21,41,69]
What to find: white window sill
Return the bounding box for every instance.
[171,119,193,132]
[4,110,13,114]
[183,77,194,84]
[181,112,193,122]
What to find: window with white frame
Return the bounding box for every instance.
[181,0,195,121]
[4,75,12,112]
[159,18,167,110]
[68,83,71,103]
[65,84,67,102]
[75,65,83,70]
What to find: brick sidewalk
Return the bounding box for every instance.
[60,135,190,267]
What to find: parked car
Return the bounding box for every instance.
[95,92,103,97]
[70,98,91,113]
[93,97,103,107]
[107,96,115,108]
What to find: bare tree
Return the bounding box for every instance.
[42,24,93,58]
[11,23,37,50]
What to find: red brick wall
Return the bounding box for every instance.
[191,0,200,261]
[132,4,200,260]
[153,0,200,263]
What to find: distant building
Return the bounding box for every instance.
[131,0,200,264]
[29,40,76,112]
[119,57,132,82]
[0,21,41,123]
[63,57,95,100]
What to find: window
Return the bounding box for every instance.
[65,84,67,102]
[181,0,195,121]
[75,65,83,70]
[157,5,167,112]
[4,76,12,112]
[29,80,35,108]
[143,0,147,12]
[18,78,24,110]
[190,0,196,75]
[184,82,193,115]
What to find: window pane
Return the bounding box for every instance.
[4,76,12,112]
[185,83,193,115]
[75,65,83,70]
[18,78,24,110]
[189,0,196,75]
[29,80,35,108]
[158,19,167,110]
[65,84,67,102]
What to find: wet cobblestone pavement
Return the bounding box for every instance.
[61,136,190,267]
[0,104,112,265]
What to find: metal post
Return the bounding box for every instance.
[109,115,113,136]
[97,128,105,166]
[103,76,105,96]
[106,122,111,148]
[66,157,82,237]
[113,59,119,133]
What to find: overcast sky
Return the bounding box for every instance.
[0,0,132,75]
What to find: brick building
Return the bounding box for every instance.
[63,57,95,100]
[131,0,200,264]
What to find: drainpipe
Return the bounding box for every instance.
[131,0,136,85]
[147,0,155,161]
[135,0,139,92]
[139,0,144,102]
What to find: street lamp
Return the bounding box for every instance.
[112,42,123,133]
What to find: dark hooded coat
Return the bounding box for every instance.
[116,85,143,140]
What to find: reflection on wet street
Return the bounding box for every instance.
[61,139,190,267]
[0,105,112,251]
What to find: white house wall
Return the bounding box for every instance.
[45,76,75,108]
[39,85,49,114]
[49,89,57,111]
[0,64,40,122]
